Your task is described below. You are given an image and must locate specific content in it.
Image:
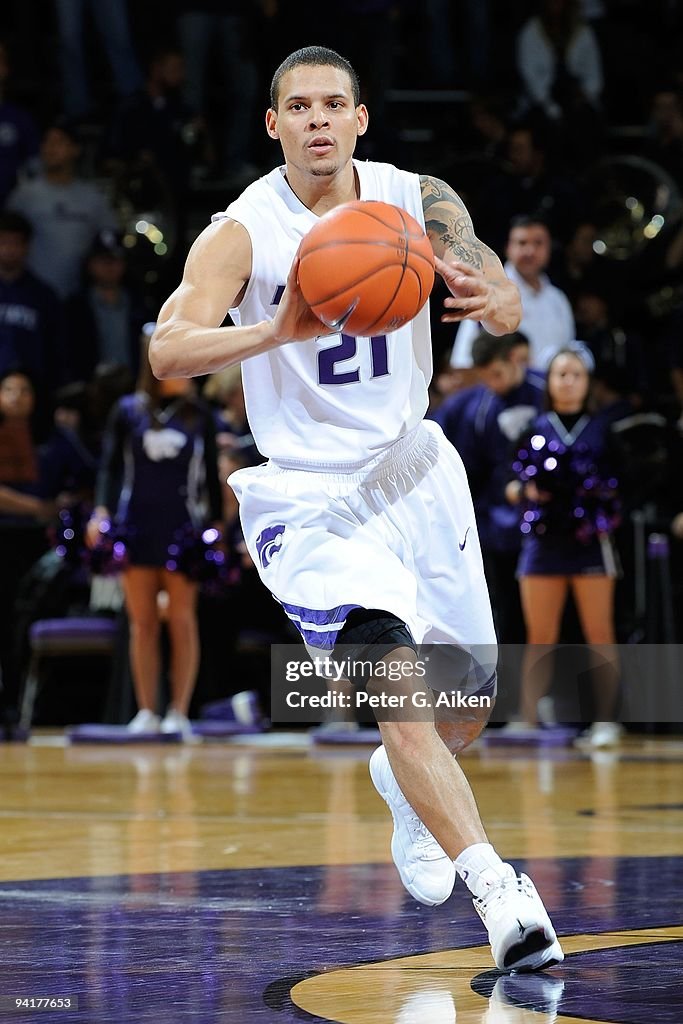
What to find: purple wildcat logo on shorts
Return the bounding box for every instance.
[255,524,286,569]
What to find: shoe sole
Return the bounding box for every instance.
[369,750,454,907]
[503,934,564,972]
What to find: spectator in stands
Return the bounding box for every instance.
[450,215,575,372]
[464,93,510,161]
[474,123,587,252]
[86,344,223,738]
[66,229,148,382]
[52,0,142,121]
[643,87,683,183]
[591,360,638,427]
[0,370,43,507]
[105,47,194,217]
[574,288,647,406]
[0,210,65,428]
[0,39,40,206]
[549,220,617,307]
[0,369,54,735]
[436,332,544,643]
[7,120,118,299]
[176,0,259,184]
[39,381,99,504]
[504,345,622,747]
[515,0,604,161]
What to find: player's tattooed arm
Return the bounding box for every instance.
[420,174,521,335]
[420,174,492,268]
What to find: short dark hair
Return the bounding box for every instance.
[0,210,32,240]
[44,115,81,146]
[508,213,551,234]
[146,44,183,75]
[508,120,546,151]
[52,381,87,414]
[0,366,35,389]
[270,46,360,109]
[472,331,529,367]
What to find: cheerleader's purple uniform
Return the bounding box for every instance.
[515,411,620,578]
[96,393,222,569]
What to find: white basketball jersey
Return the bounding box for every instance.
[213,161,433,466]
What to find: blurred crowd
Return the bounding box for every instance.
[2,0,683,731]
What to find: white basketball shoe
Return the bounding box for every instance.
[473,865,564,972]
[160,709,193,739]
[127,709,161,734]
[369,744,456,906]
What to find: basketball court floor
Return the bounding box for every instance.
[0,731,681,1023]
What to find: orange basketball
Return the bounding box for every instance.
[297,200,435,336]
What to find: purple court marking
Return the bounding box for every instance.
[66,725,181,744]
[190,721,268,738]
[309,727,381,746]
[482,725,579,746]
[0,857,681,1022]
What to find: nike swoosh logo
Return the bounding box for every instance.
[321,299,358,332]
[459,527,471,551]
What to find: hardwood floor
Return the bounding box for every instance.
[0,733,681,1022]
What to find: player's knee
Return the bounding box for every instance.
[437,714,490,755]
[335,608,416,689]
[433,670,497,751]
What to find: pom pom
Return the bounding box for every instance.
[88,519,130,575]
[165,522,241,595]
[513,434,620,542]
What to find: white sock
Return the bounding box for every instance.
[454,843,510,899]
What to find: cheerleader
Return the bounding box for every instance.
[505,345,622,746]
[86,344,222,737]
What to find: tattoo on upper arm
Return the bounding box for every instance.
[420,174,497,270]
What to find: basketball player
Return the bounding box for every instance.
[150,46,564,972]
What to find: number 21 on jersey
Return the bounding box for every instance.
[318,334,389,385]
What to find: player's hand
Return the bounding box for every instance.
[435,257,498,324]
[269,256,336,345]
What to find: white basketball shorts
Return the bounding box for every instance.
[229,419,496,653]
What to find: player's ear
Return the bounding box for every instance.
[266,108,279,140]
[357,104,369,137]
